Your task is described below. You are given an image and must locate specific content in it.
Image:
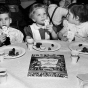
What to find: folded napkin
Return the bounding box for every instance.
[77,73,88,81]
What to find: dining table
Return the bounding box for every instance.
[0,40,88,88]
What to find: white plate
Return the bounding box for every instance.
[69,42,88,55]
[0,46,26,59]
[32,40,61,52]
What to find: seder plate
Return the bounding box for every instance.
[32,40,61,52]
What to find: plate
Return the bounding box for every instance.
[0,46,26,59]
[69,42,88,55]
[32,40,61,52]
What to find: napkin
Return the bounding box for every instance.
[77,73,88,81]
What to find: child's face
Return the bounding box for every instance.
[0,13,12,28]
[59,0,66,7]
[32,8,47,25]
[67,10,78,25]
[72,0,77,3]
[43,0,51,5]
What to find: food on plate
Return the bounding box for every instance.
[78,44,83,47]
[33,41,60,51]
[35,42,42,48]
[48,47,51,50]
[8,48,19,56]
[40,46,46,50]
[81,47,88,52]
[51,44,54,47]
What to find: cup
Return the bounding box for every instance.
[71,50,79,64]
[0,50,5,63]
[26,38,34,50]
[0,68,7,84]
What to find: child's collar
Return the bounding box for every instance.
[32,23,45,30]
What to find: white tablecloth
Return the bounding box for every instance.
[0,40,88,88]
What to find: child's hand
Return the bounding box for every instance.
[61,36,68,41]
[0,33,7,43]
[46,24,53,33]
[57,32,68,41]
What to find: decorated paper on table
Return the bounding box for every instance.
[27,54,68,78]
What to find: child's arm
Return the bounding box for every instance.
[24,26,33,37]
[24,26,33,41]
[46,24,58,40]
[10,30,24,44]
[0,33,7,47]
[57,28,68,41]
[0,33,6,43]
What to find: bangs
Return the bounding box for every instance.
[29,3,47,19]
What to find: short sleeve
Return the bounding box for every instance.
[24,26,33,38]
